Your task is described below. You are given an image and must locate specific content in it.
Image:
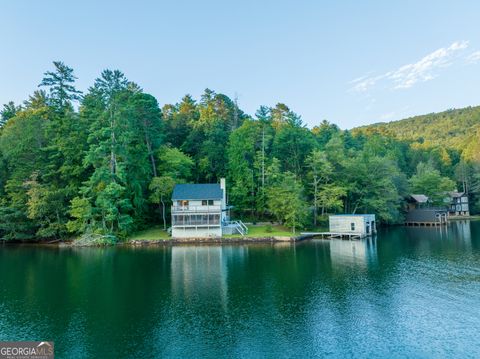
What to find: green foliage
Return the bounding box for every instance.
[0,205,36,240]
[149,176,176,230]
[355,106,480,155]
[306,149,341,223]
[149,176,176,204]
[0,101,22,127]
[409,162,456,205]
[0,62,478,240]
[157,147,194,180]
[67,197,93,234]
[266,171,308,233]
[316,184,346,214]
[39,61,82,109]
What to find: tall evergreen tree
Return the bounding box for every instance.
[39,61,82,109]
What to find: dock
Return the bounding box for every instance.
[404,221,446,227]
[300,232,367,240]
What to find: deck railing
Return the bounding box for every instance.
[172,213,221,226]
[172,205,221,213]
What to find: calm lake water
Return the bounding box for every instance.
[1,221,480,358]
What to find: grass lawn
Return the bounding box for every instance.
[128,226,170,240]
[224,224,295,238]
[128,224,328,240]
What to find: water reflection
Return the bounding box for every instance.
[326,237,378,269]
[171,246,228,305]
[403,220,473,253]
[0,221,479,358]
[450,220,472,244]
[170,246,251,312]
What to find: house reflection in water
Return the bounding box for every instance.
[170,246,247,308]
[450,220,472,244]
[327,237,378,268]
[405,219,472,243]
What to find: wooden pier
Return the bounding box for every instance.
[300,232,367,240]
[404,221,446,227]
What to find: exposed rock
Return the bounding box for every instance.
[124,236,301,246]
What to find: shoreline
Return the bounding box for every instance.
[125,235,310,246]
[0,235,310,247]
[2,217,478,247]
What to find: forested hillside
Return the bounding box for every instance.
[354,107,480,161]
[0,62,479,241]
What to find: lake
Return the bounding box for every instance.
[1,220,480,358]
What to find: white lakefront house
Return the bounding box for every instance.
[171,178,247,238]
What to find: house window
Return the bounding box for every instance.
[173,215,184,225]
[351,223,355,231]
[202,200,214,206]
[178,200,189,207]
[208,214,220,224]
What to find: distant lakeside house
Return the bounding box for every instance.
[448,191,470,216]
[404,191,470,226]
[405,194,448,226]
[171,179,247,238]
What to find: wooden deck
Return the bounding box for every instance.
[300,232,368,240]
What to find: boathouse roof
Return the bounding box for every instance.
[409,194,429,203]
[172,183,223,200]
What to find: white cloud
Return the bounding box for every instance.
[350,40,470,92]
[350,74,385,93]
[467,50,480,64]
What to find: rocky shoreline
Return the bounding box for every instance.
[125,235,305,246]
[1,235,313,247]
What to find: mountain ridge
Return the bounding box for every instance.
[352,105,480,159]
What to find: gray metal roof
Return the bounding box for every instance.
[172,183,223,200]
[410,194,429,203]
[450,191,466,198]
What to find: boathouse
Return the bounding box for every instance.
[405,194,448,226]
[405,208,448,226]
[171,179,247,238]
[328,214,376,237]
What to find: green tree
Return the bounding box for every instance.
[343,154,404,223]
[157,146,194,180]
[149,176,175,230]
[409,162,456,205]
[306,149,346,223]
[266,168,307,233]
[67,197,93,234]
[163,95,199,148]
[0,101,22,127]
[316,184,346,215]
[272,122,316,177]
[39,61,82,109]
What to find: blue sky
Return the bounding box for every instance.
[1,0,480,128]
